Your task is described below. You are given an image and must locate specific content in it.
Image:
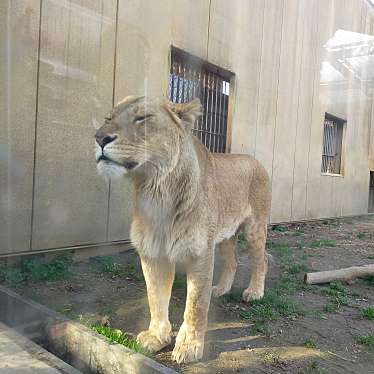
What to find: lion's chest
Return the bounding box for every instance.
[130,198,206,262]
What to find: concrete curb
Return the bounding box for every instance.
[0,286,176,374]
[0,322,81,374]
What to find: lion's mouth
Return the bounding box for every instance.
[97,155,138,170]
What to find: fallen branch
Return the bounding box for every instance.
[304,264,374,285]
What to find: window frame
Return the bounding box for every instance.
[169,46,235,153]
[321,112,346,177]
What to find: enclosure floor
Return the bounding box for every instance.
[9,215,374,373]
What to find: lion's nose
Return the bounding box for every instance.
[95,132,117,148]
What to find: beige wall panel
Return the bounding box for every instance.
[305,0,339,219]
[0,0,40,254]
[291,0,319,221]
[270,0,303,222]
[253,0,284,176]
[108,0,173,241]
[171,0,210,60]
[330,0,370,217]
[229,0,265,156]
[32,0,117,249]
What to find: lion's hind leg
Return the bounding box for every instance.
[212,236,238,298]
[242,218,268,302]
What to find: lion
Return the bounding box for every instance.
[94,95,271,363]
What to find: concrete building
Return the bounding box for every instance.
[1,0,374,257]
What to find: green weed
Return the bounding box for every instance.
[240,291,305,321]
[267,241,292,257]
[93,256,143,281]
[173,273,187,292]
[0,254,72,286]
[219,288,243,304]
[262,350,281,365]
[361,307,374,320]
[92,324,150,356]
[272,225,287,232]
[303,339,317,349]
[310,239,336,248]
[252,320,270,335]
[323,303,338,313]
[286,263,309,274]
[320,282,349,309]
[237,233,247,245]
[303,361,325,374]
[364,275,374,285]
[357,232,366,239]
[355,335,374,351]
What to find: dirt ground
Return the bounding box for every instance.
[8,215,374,373]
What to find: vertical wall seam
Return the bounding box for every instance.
[304,1,320,219]
[269,0,285,187]
[105,0,120,242]
[29,0,43,251]
[290,3,305,220]
[253,1,266,157]
[206,0,212,60]
[253,0,266,158]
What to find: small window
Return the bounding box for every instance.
[321,113,345,175]
[169,47,233,153]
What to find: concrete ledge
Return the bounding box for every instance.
[0,286,176,374]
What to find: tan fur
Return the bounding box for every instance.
[94,96,271,363]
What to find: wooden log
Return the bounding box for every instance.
[304,264,374,285]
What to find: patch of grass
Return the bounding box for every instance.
[323,303,338,313]
[0,254,72,287]
[237,233,247,245]
[355,335,374,351]
[357,232,367,239]
[367,255,374,260]
[173,273,187,292]
[219,288,242,304]
[361,307,374,320]
[252,320,270,335]
[272,225,287,232]
[21,255,72,281]
[303,339,317,349]
[240,291,305,321]
[292,230,304,237]
[262,350,281,365]
[320,282,349,309]
[303,361,325,374]
[363,275,374,285]
[286,263,309,274]
[267,241,292,257]
[310,239,336,248]
[93,256,143,281]
[92,324,150,356]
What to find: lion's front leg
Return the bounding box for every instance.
[172,253,214,363]
[137,255,175,353]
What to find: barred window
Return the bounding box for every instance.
[169,47,233,153]
[321,113,345,175]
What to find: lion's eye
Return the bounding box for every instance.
[134,114,153,124]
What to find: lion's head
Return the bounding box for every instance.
[95,96,201,179]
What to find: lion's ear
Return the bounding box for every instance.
[169,98,202,128]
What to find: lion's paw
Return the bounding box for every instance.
[137,330,171,353]
[242,287,264,302]
[172,339,204,363]
[212,284,230,298]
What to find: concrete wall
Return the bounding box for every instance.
[1,0,373,256]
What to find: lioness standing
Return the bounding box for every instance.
[95,96,271,363]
